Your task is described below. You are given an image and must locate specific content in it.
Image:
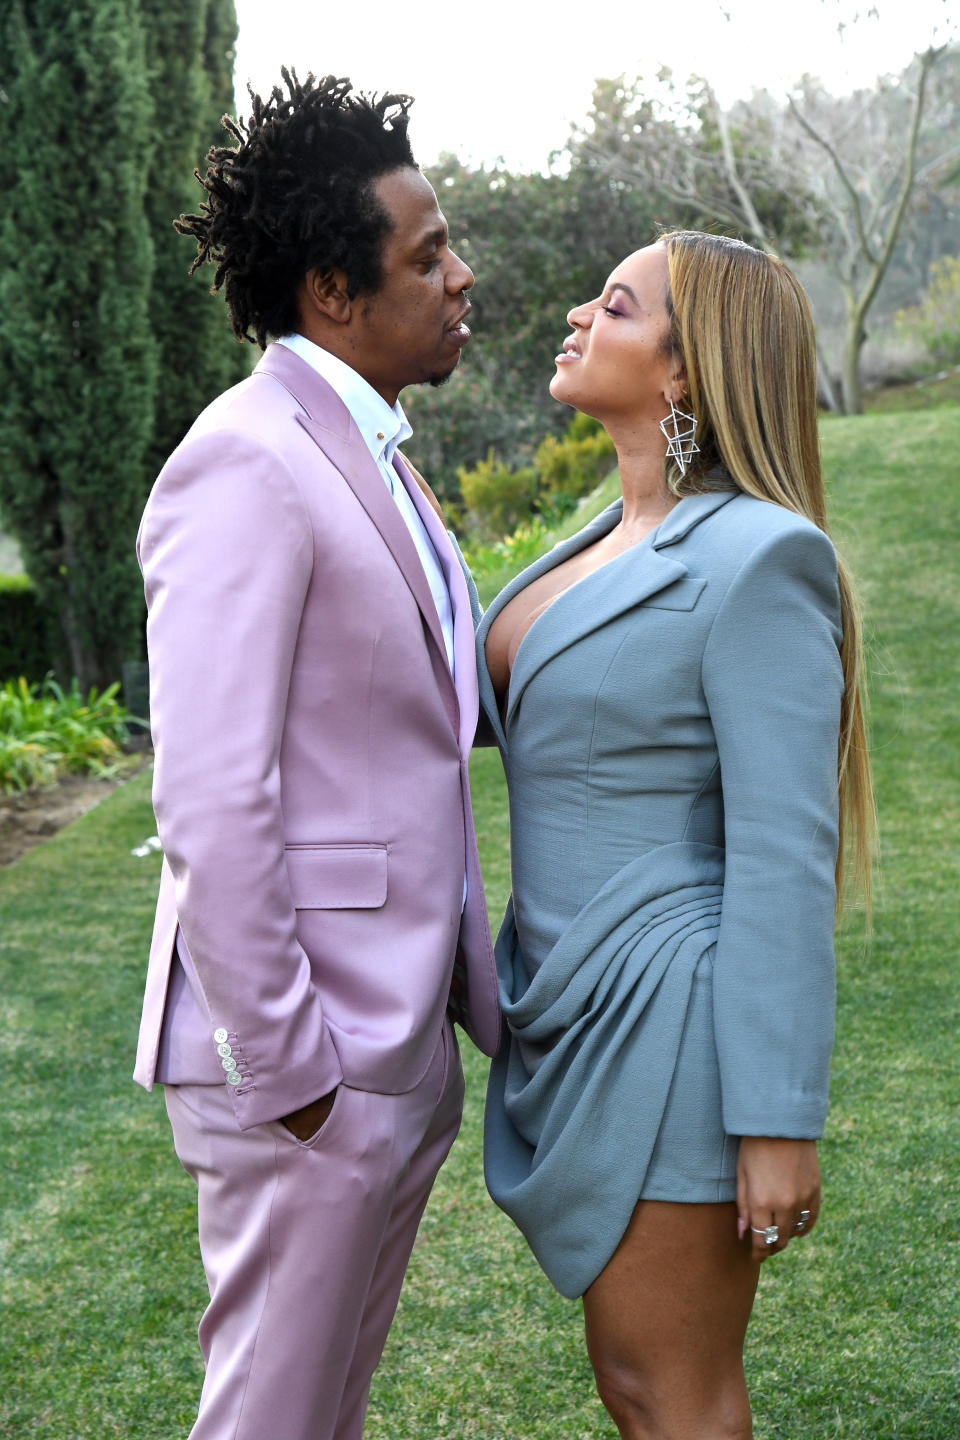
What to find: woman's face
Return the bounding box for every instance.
[549,243,681,424]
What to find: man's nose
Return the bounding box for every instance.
[447,249,474,292]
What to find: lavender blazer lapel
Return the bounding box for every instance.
[393,453,478,751]
[256,346,456,711]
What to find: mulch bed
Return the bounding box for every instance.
[0,758,151,867]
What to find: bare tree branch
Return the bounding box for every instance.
[787,94,878,265]
[708,86,773,250]
[854,46,941,324]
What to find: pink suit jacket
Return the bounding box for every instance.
[133,343,500,1130]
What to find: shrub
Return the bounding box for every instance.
[534,412,616,505]
[460,518,552,591]
[0,575,49,682]
[458,414,617,543]
[458,451,540,541]
[0,676,135,793]
[895,255,960,368]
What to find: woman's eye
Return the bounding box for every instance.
[602,305,623,317]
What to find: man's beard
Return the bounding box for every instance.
[427,370,454,389]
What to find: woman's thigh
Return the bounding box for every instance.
[583,1200,760,1436]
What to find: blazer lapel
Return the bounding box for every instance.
[255,347,457,705]
[475,502,621,749]
[505,533,687,730]
[393,453,469,745]
[296,410,454,668]
[481,489,739,735]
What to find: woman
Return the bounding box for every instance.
[478,230,872,1438]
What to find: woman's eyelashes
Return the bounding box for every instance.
[602,303,624,318]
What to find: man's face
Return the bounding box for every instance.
[347,167,474,405]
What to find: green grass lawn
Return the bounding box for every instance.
[2,408,959,1438]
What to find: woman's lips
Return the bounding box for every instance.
[555,338,581,363]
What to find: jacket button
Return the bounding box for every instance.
[221,1057,237,1072]
[217,1042,233,1058]
[226,1071,242,1086]
[213,1027,228,1044]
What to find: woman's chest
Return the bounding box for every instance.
[485,537,642,703]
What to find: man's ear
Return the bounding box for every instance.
[301,266,353,325]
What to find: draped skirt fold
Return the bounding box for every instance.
[484,841,726,1298]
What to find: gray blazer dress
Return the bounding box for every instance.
[477,487,844,1298]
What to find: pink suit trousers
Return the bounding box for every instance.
[165,1018,463,1440]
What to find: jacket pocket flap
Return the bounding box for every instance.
[643,576,706,611]
[284,844,388,910]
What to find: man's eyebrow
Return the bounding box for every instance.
[412,222,449,251]
[609,282,639,304]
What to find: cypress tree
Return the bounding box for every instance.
[140,0,246,481]
[202,0,241,141]
[0,0,157,689]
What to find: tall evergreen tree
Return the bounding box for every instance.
[201,0,240,138]
[0,0,157,689]
[140,0,246,480]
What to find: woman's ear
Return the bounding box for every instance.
[301,266,352,325]
[668,359,689,407]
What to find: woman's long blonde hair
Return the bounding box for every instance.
[661,229,874,911]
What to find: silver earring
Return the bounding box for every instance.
[659,400,699,477]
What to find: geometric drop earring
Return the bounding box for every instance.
[658,399,700,477]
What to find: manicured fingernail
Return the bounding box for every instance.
[737,1217,747,1240]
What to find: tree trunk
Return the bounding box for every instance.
[816,343,843,414]
[841,300,867,415]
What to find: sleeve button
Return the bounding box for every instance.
[226,1071,242,1086]
[217,1043,233,1057]
[213,1027,229,1044]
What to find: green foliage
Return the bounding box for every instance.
[895,253,960,368]
[140,0,247,479]
[0,674,134,791]
[458,451,540,542]
[0,0,158,689]
[457,412,617,543]
[0,0,242,691]
[534,412,616,504]
[0,573,49,682]
[460,517,553,593]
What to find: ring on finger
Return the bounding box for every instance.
[794,1209,812,1233]
[751,1224,780,1245]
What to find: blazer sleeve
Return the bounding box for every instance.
[139,427,343,1129]
[701,521,843,1138]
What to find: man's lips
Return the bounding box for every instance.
[447,305,472,344]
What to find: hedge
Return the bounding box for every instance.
[0,574,50,682]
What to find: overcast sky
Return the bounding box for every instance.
[232,0,955,171]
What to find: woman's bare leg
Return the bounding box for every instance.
[582,1201,760,1440]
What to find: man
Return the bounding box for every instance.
[133,71,500,1440]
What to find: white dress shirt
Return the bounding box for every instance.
[277,334,455,674]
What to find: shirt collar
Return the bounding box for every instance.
[276,333,412,467]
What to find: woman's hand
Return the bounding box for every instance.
[736,1136,821,1261]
